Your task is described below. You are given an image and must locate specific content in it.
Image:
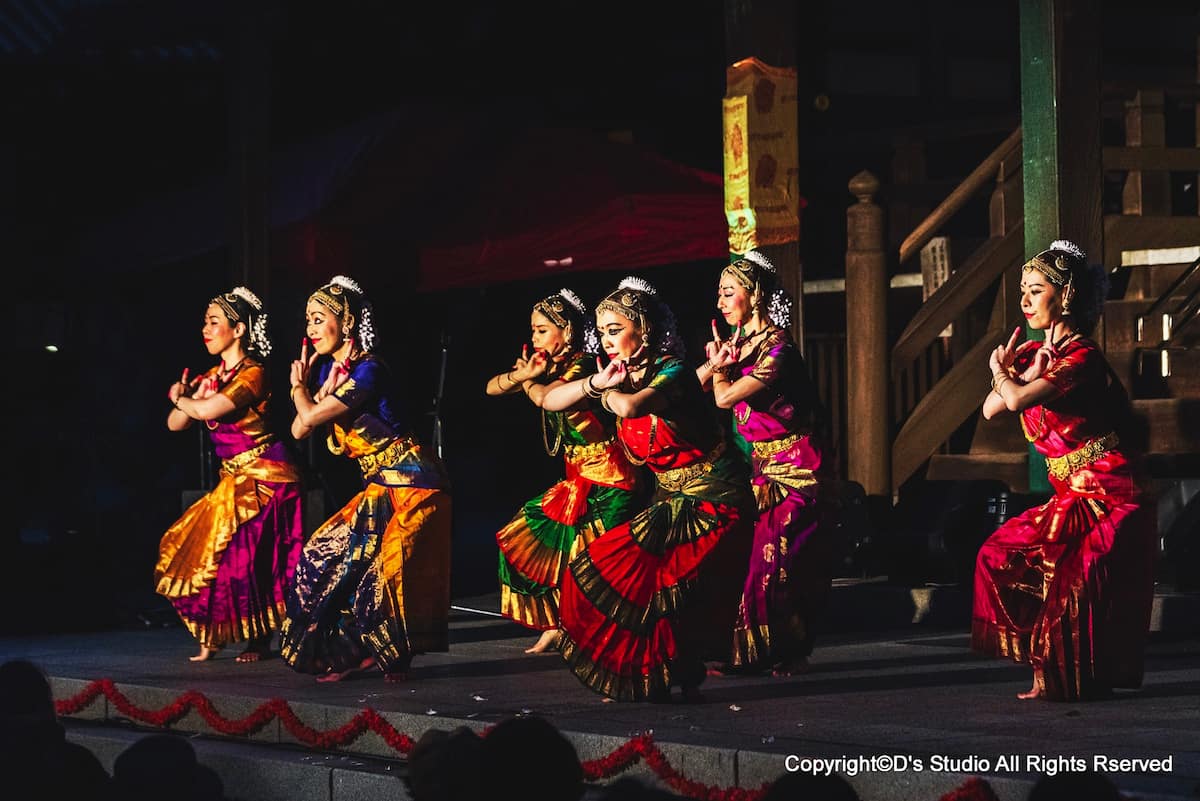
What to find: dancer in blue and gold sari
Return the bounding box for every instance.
[281,276,451,682]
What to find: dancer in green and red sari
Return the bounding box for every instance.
[486,289,641,653]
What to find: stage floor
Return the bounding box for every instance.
[4,595,1198,801]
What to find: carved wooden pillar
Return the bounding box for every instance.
[845,171,890,498]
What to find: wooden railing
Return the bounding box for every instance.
[843,128,1026,494]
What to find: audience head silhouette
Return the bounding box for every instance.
[405,725,487,801]
[112,733,224,801]
[483,715,584,801]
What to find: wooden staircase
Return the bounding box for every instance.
[909,85,1200,494]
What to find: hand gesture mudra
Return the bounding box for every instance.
[290,338,319,399]
[1019,337,1064,383]
[989,326,1022,377]
[167,368,198,404]
[510,344,548,382]
[314,359,351,402]
[705,319,742,371]
[591,343,646,391]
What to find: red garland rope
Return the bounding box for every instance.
[55,678,994,801]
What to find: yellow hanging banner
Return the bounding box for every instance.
[722,95,757,254]
[725,58,801,251]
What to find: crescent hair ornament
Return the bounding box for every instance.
[1023,239,1087,289]
[230,286,263,310]
[212,287,272,356]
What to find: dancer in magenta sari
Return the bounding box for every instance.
[698,251,832,676]
[972,240,1155,701]
[157,287,304,663]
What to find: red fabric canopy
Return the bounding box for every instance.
[417,129,729,291]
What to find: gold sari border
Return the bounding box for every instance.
[499,585,559,630]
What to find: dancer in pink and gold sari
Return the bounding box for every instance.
[157,288,304,663]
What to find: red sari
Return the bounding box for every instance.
[557,356,754,701]
[971,339,1156,700]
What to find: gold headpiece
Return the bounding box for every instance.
[533,295,569,329]
[1022,253,1071,287]
[596,279,654,334]
[309,283,347,318]
[213,293,243,322]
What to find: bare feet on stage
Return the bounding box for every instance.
[771,657,809,677]
[524,629,561,654]
[235,636,273,663]
[1017,674,1044,700]
[316,657,377,683]
[189,646,220,662]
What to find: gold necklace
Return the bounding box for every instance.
[541,409,564,456]
[618,415,657,466]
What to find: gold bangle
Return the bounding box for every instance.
[600,389,615,413]
[290,384,305,401]
[990,373,1009,393]
[583,375,603,399]
[503,371,517,389]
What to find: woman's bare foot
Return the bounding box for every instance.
[235,636,273,663]
[524,629,561,654]
[772,657,810,677]
[316,657,376,683]
[189,646,219,662]
[1017,674,1044,700]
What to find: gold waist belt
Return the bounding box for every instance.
[750,431,806,459]
[358,436,416,480]
[656,440,726,493]
[220,442,272,476]
[563,438,616,460]
[1045,432,1119,480]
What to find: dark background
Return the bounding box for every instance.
[4,0,1194,632]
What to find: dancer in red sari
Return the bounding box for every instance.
[972,240,1155,701]
[543,277,754,702]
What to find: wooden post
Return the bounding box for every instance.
[1122,89,1170,216]
[1019,0,1102,494]
[845,170,890,498]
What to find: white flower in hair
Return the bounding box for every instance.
[1049,240,1086,261]
[742,250,776,273]
[558,288,586,316]
[330,275,363,294]
[618,276,657,295]
[231,286,263,310]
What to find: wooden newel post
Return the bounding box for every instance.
[845,170,891,499]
